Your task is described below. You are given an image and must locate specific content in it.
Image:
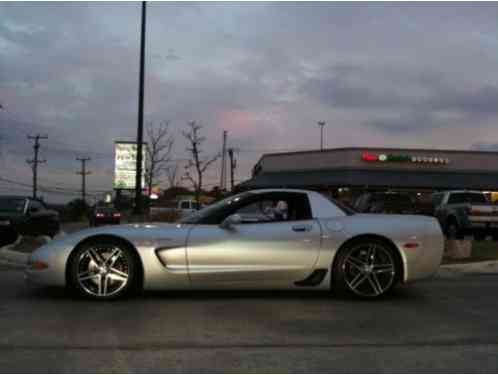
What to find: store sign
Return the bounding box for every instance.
[114,142,147,190]
[361,152,450,164]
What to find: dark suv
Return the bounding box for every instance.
[353,192,418,214]
[0,196,60,247]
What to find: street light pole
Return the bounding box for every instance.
[317,121,326,151]
[134,1,147,215]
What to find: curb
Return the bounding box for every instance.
[436,260,498,278]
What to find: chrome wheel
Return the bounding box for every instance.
[342,243,396,297]
[76,246,129,298]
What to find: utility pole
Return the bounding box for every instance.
[228,148,236,191]
[76,157,91,203]
[219,130,227,191]
[317,121,326,151]
[134,0,147,215]
[27,135,48,199]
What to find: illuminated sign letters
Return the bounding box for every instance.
[361,152,449,164]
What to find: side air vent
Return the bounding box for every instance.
[294,269,328,287]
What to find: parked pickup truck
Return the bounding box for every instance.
[432,191,498,240]
[149,199,201,222]
[0,196,60,247]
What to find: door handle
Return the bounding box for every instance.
[292,224,311,232]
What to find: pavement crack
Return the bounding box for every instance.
[1,339,498,351]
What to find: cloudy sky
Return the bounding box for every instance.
[1,2,498,202]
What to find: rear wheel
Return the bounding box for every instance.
[446,221,463,240]
[69,239,137,300]
[333,239,399,298]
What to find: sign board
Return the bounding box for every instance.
[361,151,450,165]
[114,142,148,190]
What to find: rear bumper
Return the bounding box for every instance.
[93,218,120,226]
[462,222,498,234]
[0,225,19,247]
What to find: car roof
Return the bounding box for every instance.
[246,188,315,194]
[443,190,484,194]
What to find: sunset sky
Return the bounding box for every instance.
[1,2,498,202]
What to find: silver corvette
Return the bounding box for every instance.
[25,189,444,300]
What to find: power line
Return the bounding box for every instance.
[317,121,326,151]
[228,148,236,192]
[76,157,91,203]
[219,130,227,190]
[26,134,48,199]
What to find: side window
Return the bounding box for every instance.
[180,201,190,210]
[432,193,443,207]
[29,200,43,212]
[467,193,486,204]
[235,199,274,223]
[355,194,370,212]
[232,193,312,224]
[448,193,465,204]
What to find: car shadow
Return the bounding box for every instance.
[24,283,429,304]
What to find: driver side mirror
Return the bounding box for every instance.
[220,214,242,230]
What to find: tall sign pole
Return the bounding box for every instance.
[134,1,147,215]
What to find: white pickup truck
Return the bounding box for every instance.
[432,190,498,240]
[150,200,201,221]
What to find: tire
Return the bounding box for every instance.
[446,221,463,240]
[332,239,400,299]
[69,239,138,300]
[473,231,486,241]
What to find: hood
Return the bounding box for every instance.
[0,211,24,221]
[54,222,193,250]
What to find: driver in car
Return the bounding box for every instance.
[264,200,289,221]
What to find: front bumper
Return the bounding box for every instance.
[24,242,67,287]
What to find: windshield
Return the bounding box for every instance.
[180,192,252,224]
[0,198,26,213]
[332,198,356,215]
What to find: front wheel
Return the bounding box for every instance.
[473,230,486,241]
[333,239,399,298]
[69,239,137,300]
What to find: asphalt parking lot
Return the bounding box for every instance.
[0,268,498,373]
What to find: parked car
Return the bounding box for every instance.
[0,196,60,247]
[89,206,121,227]
[26,189,444,301]
[353,192,418,214]
[432,190,498,240]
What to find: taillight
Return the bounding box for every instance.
[113,213,121,218]
[96,213,104,218]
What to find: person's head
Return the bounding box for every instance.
[274,200,288,216]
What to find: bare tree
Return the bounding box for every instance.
[165,162,179,188]
[145,121,174,196]
[182,121,219,203]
